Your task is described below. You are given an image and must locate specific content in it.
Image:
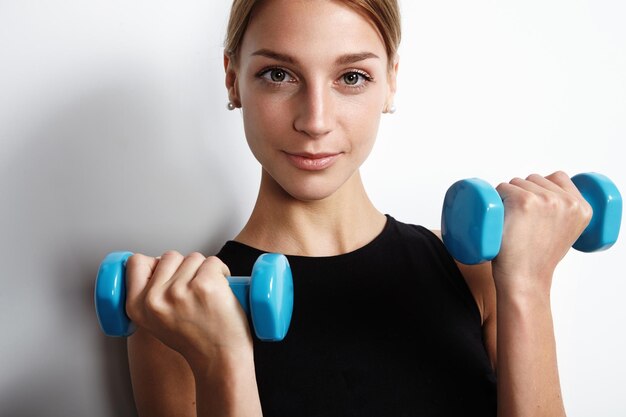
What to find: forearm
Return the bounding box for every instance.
[495,284,566,417]
[191,350,263,417]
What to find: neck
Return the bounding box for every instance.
[235,169,386,256]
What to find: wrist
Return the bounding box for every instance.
[188,346,255,380]
[190,349,261,417]
[492,268,554,302]
[495,277,554,323]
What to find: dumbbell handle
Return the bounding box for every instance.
[95,252,266,337]
[228,276,253,314]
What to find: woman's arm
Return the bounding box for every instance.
[493,271,566,417]
[455,171,592,417]
[459,260,566,417]
[128,328,196,416]
[125,252,263,417]
[128,328,262,417]
[487,172,590,417]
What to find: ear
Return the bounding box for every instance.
[224,54,241,108]
[384,54,399,113]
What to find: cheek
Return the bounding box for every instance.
[239,104,301,196]
[340,96,384,153]
[241,101,287,166]
[241,87,290,141]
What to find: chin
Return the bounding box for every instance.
[276,175,345,202]
[282,182,339,202]
[263,160,358,202]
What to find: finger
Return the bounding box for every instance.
[545,170,585,198]
[191,256,231,287]
[526,172,589,212]
[125,253,159,320]
[523,173,567,194]
[167,252,207,290]
[126,253,159,296]
[147,250,185,289]
[509,176,558,199]
[545,171,593,222]
[525,171,584,203]
[495,181,525,203]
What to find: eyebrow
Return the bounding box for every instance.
[250,48,380,66]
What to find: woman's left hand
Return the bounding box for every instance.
[491,171,593,296]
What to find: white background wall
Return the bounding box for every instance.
[1,1,624,415]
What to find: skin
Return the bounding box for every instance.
[126,1,592,416]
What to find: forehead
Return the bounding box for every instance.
[240,0,387,65]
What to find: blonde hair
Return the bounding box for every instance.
[224,0,401,71]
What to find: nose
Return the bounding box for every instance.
[293,80,334,138]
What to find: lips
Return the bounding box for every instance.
[284,151,342,171]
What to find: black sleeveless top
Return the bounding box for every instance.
[216,215,497,417]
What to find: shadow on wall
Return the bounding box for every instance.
[1,76,240,416]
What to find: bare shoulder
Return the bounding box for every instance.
[128,328,196,417]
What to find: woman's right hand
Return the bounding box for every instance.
[125,251,254,370]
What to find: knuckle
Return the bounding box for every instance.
[126,253,146,270]
[547,170,570,185]
[508,177,524,186]
[167,284,187,303]
[189,274,212,291]
[186,252,206,262]
[569,196,592,218]
[162,250,183,259]
[516,191,538,211]
[190,274,225,297]
[540,193,559,209]
[144,293,165,317]
[564,194,579,208]
[189,257,230,295]
[125,254,154,284]
[125,299,141,322]
[560,194,581,213]
[559,195,593,226]
[203,255,223,267]
[201,256,230,275]
[582,202,593,222]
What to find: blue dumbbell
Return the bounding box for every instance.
[441,172,622,265]
[95,252,294,341]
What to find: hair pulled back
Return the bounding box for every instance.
[224,0,401,70]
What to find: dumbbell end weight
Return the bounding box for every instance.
[228,253,294,341]
[95,251,135,337]
[571,172,622,252]
[441,178,505,265]
[249,253,294,342]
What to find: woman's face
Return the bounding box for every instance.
[226,0,397,201]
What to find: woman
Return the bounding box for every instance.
[125,1,590,416]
